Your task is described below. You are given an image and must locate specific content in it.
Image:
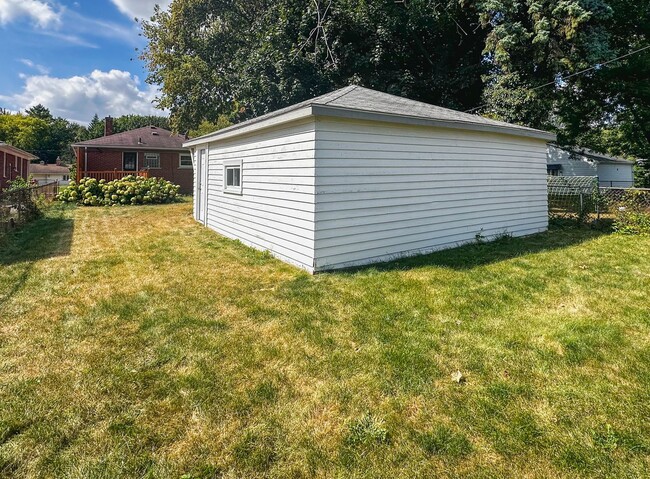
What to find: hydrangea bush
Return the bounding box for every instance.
[57,176,180,206]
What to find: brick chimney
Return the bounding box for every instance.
[55,156,61,166]
[104,116,114,136]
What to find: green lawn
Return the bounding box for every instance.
[1,201,649,478]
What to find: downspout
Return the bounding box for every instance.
[84,147,88,180]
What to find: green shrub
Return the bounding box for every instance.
[613,190,650,235]
[56,176,180,207]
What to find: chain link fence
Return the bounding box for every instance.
[0,181,59,235]
[548,176,650,225]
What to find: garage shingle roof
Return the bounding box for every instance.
[186,85,556,145]
[29,164,71,174]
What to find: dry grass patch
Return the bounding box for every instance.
[1,200,650,478]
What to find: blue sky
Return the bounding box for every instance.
[0,0,171,124]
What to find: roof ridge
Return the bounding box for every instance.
[319,85,359,105]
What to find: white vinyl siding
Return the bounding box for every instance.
[546,146,597,177]
[312,118,549,271]
[547,145,634,188]
[596,164,634,188]
[201,119,317,272]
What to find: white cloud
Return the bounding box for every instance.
[65,10,138,46]
[0,0,61,28]
[19,58,51,75]
[0,69,164,124]
[109,0,172,20]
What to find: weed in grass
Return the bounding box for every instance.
[416,425,473,457]
[593,424,649,455]
[344,413,390,447]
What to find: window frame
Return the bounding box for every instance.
[143,152,161,169]
[122,151,137,171]
[179,153,193,169]
[223,159,243,195]
[547,164,562,176]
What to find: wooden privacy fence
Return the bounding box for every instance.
[79,170,149,182]
[0,181,58,234]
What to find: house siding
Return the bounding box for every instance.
[547,146,597,177]
[313,118,549,271]
[199,119,317,272]
[1,152,30,190]
[547,145,634,188]
[596,164,634,188]
[80,148,193,193]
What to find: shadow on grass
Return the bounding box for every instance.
[0,209,74,266]
[334,225,611,274]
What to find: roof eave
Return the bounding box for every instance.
[183,106,314,147]
[71,144,189,151]
[311,105,557,142]
[0,144,39,160]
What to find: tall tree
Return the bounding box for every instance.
[477,0,649,160]
[113,114,170,133]
[141,0,488,132]
[84,114,105,140]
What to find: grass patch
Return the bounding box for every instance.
[1,200,650,477]
[416,425,473,458]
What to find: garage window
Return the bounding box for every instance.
[224,160,242,194]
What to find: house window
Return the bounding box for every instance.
[144,153,161,169]
[179,154,192,168]
[547,164,562,176]
[223,160,242,194]
[123,152,137,171]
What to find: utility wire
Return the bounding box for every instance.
[465,44,650,114]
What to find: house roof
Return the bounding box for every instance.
[29,163,70,174]
[565,147,633,165]
[72,126,187,150]
[0,142,38,160]
[185,85,556,147]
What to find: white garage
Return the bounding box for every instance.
[184,86,555,273]
[547,145,635,188]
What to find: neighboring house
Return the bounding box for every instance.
[0,142,38,190]
[29,162,71,186]
[547,145,635,188]
[185,85,555,273]
[72,118,193,193]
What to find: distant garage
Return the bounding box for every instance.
[547,145,635,188]
[185,86,556,273]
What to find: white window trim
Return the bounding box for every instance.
[223,159,242,195]
[179,153,193,169]
[144,152,161,169]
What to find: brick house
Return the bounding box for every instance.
[72,118,193,194]
[1,142,38,190]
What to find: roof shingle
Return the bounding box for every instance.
[73,126,187,149]
[186,85,556,145]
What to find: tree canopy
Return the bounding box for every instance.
[141,0,487,131]
[0,107,80,163]
[141,0,649,170]
[0,108,172,164]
